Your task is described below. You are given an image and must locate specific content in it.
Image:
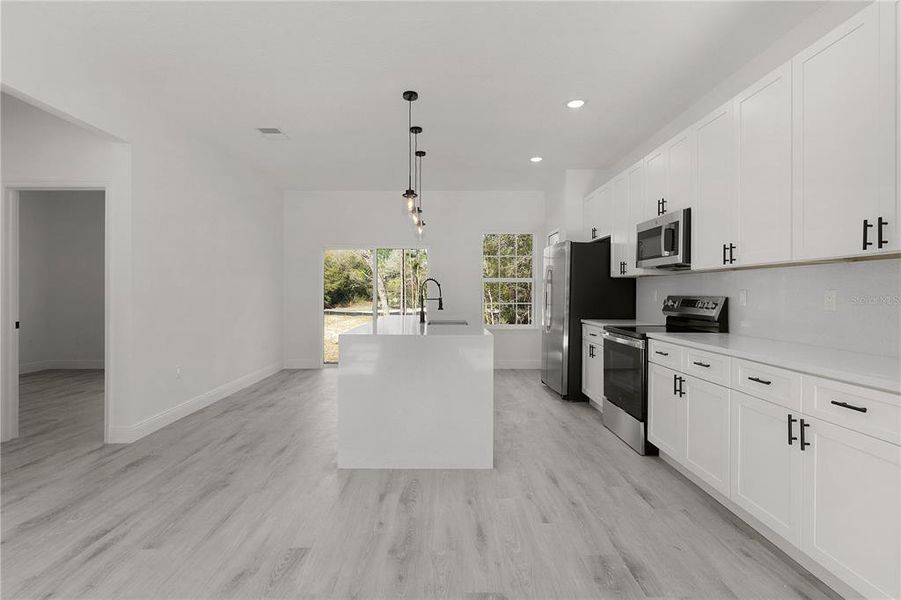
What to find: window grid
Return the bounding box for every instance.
[482,233,533,326]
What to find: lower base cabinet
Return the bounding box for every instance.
[582,336,604,403]
[648,363,685,460]
[651,346,901,599]
[730,391,803,546]
[683,377,731,496]
[801,416,901,599]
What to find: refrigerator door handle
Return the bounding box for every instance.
[543,266,553,333]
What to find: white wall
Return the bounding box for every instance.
[2,89,284,442]
[284,191,545,369]
[19,190,104,372]
[637,259,901,357]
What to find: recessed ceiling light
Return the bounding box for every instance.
[530,156,543,163]
[566,99,586,109]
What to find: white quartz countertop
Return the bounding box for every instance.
[341,315,490,337]
[582,318,663,328]
[646,332,900,394]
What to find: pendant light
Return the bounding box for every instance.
[402,90,418,211]
[415,149,426,236]
[402,89,428,237]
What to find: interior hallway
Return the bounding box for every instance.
[1,369,838,600]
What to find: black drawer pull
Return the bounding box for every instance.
[655,351,669,356]
[800,418,811,450]
[692,361,711,368]
[787,414,798,446]
[588,332,598,337]
[863,219,873,249]
[748,376,772,385]
[830,400,868,413]
[877,217,889,249]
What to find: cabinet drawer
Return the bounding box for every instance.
[582,324,603,342]
[802,376,901,445]
[649,340,682,370]
[682,347,731,387]
[731,358,801,411]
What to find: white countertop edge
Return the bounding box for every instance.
[646,332,900,394]
[581,318,663,327]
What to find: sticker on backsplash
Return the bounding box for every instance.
[849,294,901,306]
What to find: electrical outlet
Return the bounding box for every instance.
[175,366,182,379]
[739,289,748,306]
[823,290,837,312]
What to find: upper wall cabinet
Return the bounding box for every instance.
[644,129,696,221]
[733,62,793,266]
[791,1,897,260]
[584,185,612,242]
[694,103,735,270]
[610,171,631,277]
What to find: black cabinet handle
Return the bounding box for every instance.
[655,351,669,356]
[863,219,873,249]
[673,373,678,395]
[692,361,711,368]
[677,376,685,397]
[830,400,868,413]
[877,217,888,249]
[722,243,728,265]
[588,332,598,337]
[661,198,667,214]
[800,418,811,450]
[591,227,597,240]
[589,345,595,358]
[748,376,772,386]
[787,414,798,445]
[729,243,736,264]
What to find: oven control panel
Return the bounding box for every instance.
[662,295,727,317]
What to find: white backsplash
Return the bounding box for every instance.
[636,258,901,357]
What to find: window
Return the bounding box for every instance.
[482,233,533,325]
[322,248,427,363]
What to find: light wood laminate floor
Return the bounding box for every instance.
[2,369,839,600]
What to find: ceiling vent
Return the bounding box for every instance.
[258,127,289,140]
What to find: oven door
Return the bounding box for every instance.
[602,332,647,422]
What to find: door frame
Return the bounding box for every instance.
[2,184,112,442]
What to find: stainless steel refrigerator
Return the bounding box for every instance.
[541,238,636,400]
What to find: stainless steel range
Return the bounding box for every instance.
[601,295,728,455]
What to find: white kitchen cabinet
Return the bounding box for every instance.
[800,415,901,600]
[612,163,647,278]
[584,184,611,242]
[644,146,667,222]
[683,376,731,496]
[730,390,803,546]
[733,63,793,266]
[693,103,735,270]
[664,129,695,215]
[792,1,898,260]
[648,363,685,460]
[644,129,695,220]
[610,172,630,278]
[582,337,604,403]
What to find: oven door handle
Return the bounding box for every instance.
[601,331,646,349]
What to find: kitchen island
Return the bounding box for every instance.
[337,315,494,469]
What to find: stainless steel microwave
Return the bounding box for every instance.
[636,208,691,270]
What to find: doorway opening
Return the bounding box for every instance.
[3,189,106,449]
[322,248,428,364]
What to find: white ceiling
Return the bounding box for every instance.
[3,1,829,191]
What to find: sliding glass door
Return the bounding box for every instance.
[322,248,427,364]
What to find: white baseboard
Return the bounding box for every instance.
[20,359,104,374]
[283,357,319,369]
[107,362,282,444]
[494,359,540,369]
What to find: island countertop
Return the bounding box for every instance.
[342,315,490,337]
